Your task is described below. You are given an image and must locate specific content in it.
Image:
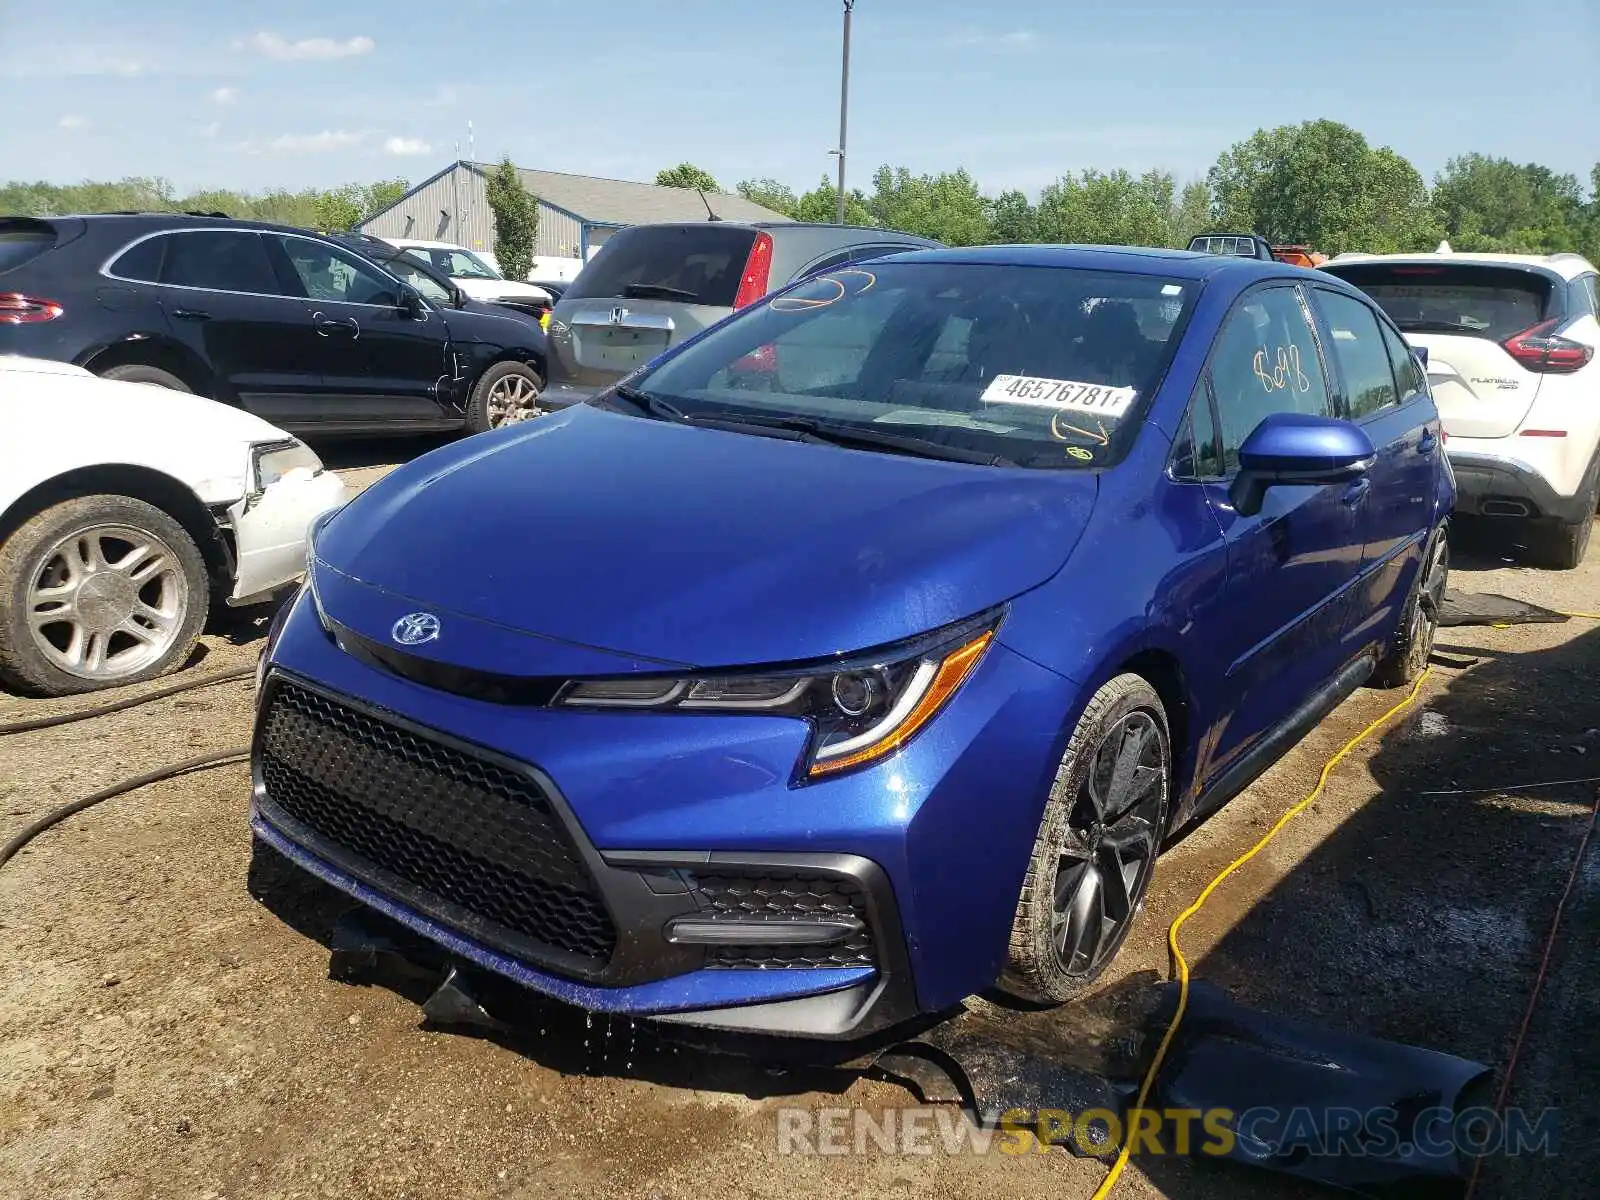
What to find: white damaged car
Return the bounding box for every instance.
[0,356,347,696]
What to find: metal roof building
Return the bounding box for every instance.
[358,160,791,263]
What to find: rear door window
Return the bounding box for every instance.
[161,231,280,294]
[0,223,58,273]
[1316,290,1399,418]
[566,224,759,306]
[1323,263,1553,341]
[1380,322,1427,402]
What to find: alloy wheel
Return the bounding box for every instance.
[25,523,189,681]
[1051,710,1168,977]
[485,373,542,427]
[1408,535,1449,675]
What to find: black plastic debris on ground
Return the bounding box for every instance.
[1149,980,1490,1197]
[1439,590,1569,628]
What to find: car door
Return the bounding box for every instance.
[121,229,321,416]
[1192,284,1369,782]
[1310,287,1441,652]
[265,233,453,431]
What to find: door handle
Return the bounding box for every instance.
[169,308,211,321]
[312,313,360,339]
[1341,478,1371,506]
[1418,429,1438,454]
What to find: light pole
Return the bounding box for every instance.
[834,0,855,225]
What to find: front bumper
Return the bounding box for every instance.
[1447,449,1590,523]
[251,598,1077,1037]
[227,470,348,605]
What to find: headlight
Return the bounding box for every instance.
[555,615,998,780]
[251,439,324,493]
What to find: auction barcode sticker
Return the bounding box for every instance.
[980,375,1137,416]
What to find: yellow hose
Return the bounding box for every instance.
[1088,671,1430,1198]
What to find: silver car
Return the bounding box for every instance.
[542,221,941,407]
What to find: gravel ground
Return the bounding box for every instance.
[2,438,1596,1200]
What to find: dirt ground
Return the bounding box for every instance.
[3,437,1597,1200]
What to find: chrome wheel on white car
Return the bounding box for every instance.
[0,495,209,696]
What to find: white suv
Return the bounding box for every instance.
[382,238,554,313]
[1322,248,1599,568]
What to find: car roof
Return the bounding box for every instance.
[41,212,340,240]
[871,242,1317,284]
[1326,249,1595,281]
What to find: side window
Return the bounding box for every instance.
[1574,275,1599,319]
[1171,378,1221,480]
[272,237,401,305]
[1318,290,1399,419]
[109,235,166,283]
[793,249,855,281]
[160,231,280,294]
[1209,286,1334,473]
[1379,321,1427,402]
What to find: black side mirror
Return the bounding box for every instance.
[1229,412,1376,517]
[451,284,467,308]
[398,287,424,319]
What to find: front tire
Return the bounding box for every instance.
[0,495,209,697]
[98,363,192,393]
[466,361,543,433]
[1001,674,1171,1005]
[1373,524,1448,688]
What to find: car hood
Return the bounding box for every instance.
[455,278,553,304]
[314,405,1098,669]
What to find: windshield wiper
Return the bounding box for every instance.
[686,412,1018,467]
[607,384,689,423]
[622,283,700,302]
[1392,319,1487,334]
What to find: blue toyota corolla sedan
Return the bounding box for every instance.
[251,245,1453,1039]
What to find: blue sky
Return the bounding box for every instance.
[3,0,1594,198]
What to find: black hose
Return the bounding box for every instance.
[0,747,249,870]
[0,664,255,735]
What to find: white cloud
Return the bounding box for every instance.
[383,136,432,156]
[58,114,91,130]
[243,31,375,61]
[211,86,238,104]
[267,129,366,153]
[945,29,1037,52]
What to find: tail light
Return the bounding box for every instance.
[0,293,64,324]
[731,232,774,309]
[1503,318,1593,374]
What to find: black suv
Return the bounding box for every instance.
[0,214,549,435]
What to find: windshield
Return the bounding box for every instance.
[406,247,502,281]
[1322,262,1552,340]
[624,262,1196,470]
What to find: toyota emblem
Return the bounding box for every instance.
[391,612,441,646]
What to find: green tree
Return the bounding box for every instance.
[1207,120,1437,254]
[1034,169,1176,246]
[985,189,1037,243]
[313,185,363,232]
[1433,154,1584,252]
[1170,180,1213,246]
[655,163,721,192]
[735,177,798,217]
[864,166,991,245]
[793,176,871,225]
[485,157,539,282]
[360,178,410,221]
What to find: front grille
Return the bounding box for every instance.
[690,870,875,969]
[257,680,616,966]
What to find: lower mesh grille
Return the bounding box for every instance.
[690,870,875,969]
[257,680,616,966]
